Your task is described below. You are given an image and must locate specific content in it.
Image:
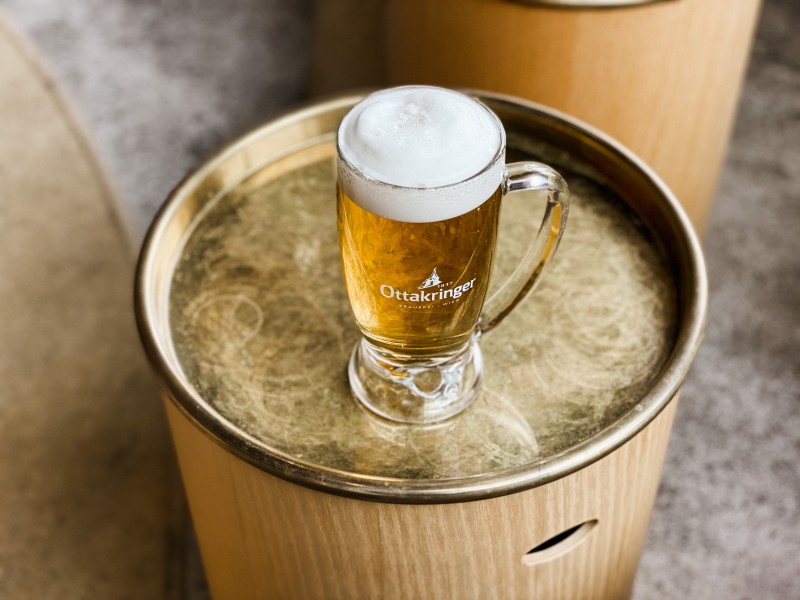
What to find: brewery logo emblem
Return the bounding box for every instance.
[380,267,477,309]
[419,268,441,290]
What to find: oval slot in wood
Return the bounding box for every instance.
[522,519,598,566]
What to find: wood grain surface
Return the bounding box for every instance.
[383,0,761,234]
[167,396,678,599]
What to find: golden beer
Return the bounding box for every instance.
[337,185,502,357]
[335,86,568,423]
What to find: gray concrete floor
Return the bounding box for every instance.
[1,0,798,598]
[0,0,314,240]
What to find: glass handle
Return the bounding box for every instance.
[479,162,569,333]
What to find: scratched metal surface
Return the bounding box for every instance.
[168,136,677,480]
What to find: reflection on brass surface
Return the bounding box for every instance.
[169,139,676,480]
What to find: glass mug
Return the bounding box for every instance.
[337,86,568,424]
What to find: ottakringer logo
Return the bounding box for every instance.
[379,267,477,308]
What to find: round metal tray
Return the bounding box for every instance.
[135,92,706,503]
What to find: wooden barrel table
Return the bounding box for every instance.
[311,0,761,233]
[135,92,706,599]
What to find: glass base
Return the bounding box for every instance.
[348,337,484,424]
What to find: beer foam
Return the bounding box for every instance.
[338,86,504,223]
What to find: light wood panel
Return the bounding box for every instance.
[385,0,762,234]
[166,397,678,599]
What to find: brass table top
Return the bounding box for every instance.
[137,94,706,502]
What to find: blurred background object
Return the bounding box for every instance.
[0,0,797,598]
[314,0,762,235]
[0,19,175,599]
[310,0,386,95]
[0,0,314,241]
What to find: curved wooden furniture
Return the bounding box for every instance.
[354,0,760,234]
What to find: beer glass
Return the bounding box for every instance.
[337,86,568,423]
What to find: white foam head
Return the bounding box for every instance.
[337,86,505,223]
